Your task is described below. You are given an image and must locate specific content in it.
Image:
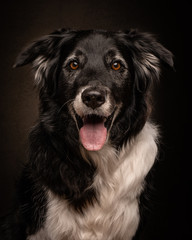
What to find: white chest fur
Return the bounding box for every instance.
[28,122,158,240]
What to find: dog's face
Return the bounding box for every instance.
[62,34,131,151]
[14,29,173,151]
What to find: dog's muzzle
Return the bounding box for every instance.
[71,86,119,151]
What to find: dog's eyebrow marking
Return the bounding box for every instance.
[64,54,78,64]
[105,49,128,68]
[64,50,86,67]
[105,49,118,57]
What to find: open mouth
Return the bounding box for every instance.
[75,111,116,151]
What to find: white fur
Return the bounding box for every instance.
[28,122,158,240]
[142,53,160,77]
[33,56,48,85]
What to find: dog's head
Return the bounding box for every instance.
[14,29,173,151]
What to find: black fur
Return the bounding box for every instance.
[0,29,173,239]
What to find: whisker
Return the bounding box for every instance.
[57,99,74,114]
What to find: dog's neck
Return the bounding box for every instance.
[80,121,158,201]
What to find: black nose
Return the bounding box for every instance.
[82,89,106,109]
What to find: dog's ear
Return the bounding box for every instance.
[14,35,57,68]
[126,30,174,92]
[14,29,75,67]
[13,29,76,86]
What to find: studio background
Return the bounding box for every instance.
[0,0,190,239]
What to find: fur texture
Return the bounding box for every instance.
[0,29,173,240]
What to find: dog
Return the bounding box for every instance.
[0,29,173,240]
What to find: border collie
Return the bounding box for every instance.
[0,29,173,240]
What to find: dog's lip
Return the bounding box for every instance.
[104,108,116,129]
[82,115,107,123]
[74,108,117,130]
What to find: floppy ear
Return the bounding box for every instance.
[13,29,76,86]
[14,34,62,67]
[126,30,174,92]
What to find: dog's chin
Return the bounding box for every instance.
[74,110,116,151]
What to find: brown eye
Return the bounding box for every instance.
[111,62,121,71]
[70,61,79,70]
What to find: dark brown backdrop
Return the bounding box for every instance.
[0,0,190,239]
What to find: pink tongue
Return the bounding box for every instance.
[80,120,107,151]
